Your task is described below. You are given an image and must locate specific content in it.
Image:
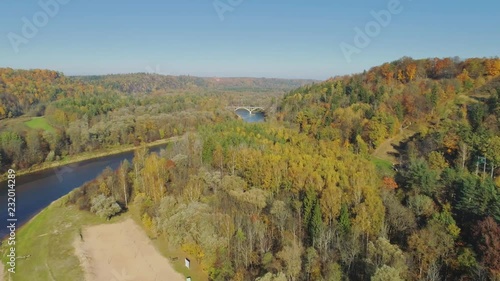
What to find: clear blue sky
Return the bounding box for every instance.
[1,0,499,80]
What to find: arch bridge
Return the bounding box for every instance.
[227,106,265,114]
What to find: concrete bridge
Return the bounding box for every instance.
[227,106,265,114]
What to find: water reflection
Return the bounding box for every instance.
[0,145,165,238]
[234,109,265,123]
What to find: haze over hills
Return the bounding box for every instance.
[75,73,318,94]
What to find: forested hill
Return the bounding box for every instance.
[0,68,315,119]
[274,57,500,279]
[280,57,499,152]
[0,68,108,119]
[75,73,317,95]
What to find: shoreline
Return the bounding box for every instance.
[1,197,188,280]
[0,136,181,182]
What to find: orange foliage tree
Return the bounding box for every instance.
[382,176,398,190]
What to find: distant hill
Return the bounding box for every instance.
[74,73,317,95]
[0,68,102,119]
[0,68,316,119]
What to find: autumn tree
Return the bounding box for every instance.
[371,265,404,281]
[25,130,44,165]
[382,177,398,190]
[140,153,169,202]
[367,237,407,277]
[457,69,474,90]
[320,186,342,225]
[271,200,290,240]
[90,194,121,220]
[405,63,418,82]
[474,217,500,276]
[0,131,24,167]
[117,160,131,207]
[485,59,500,77]
[408,221,455,278]
[277,239,303,281]
[380,63,395,84]
[382,191,416,238]
[427,151,448,173]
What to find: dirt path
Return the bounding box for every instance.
[74,218,184,281]
[372,129,416,164]
[0,263,4,281]
[372,136,399,163]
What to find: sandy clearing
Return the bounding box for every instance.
[74,218,184,281]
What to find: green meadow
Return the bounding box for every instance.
[24,117,56,133]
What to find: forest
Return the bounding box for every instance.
[1,57,500,280]
[0,70,310,170]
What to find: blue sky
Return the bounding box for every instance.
[1,0,499,80]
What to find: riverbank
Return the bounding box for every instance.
[0,196,185,280]
[0,196,104,280]
[0,136,181,182]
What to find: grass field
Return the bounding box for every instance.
[24,117,55,133]
[371,156,395,177]
[0,196,107,281]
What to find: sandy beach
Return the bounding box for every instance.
[74,218,183,281]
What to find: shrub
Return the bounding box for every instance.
[45,150,55,162]
[90,194,121,220]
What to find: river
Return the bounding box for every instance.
[0,145,167,238]
[0,112,264,238]
[235,109,265,123]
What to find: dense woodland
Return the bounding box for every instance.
[2,57,500,280]
[0,70,309,170]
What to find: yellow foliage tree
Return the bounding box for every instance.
[485,59,500,76]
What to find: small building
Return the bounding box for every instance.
[186,278,192,281]
[185,258,190,269]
